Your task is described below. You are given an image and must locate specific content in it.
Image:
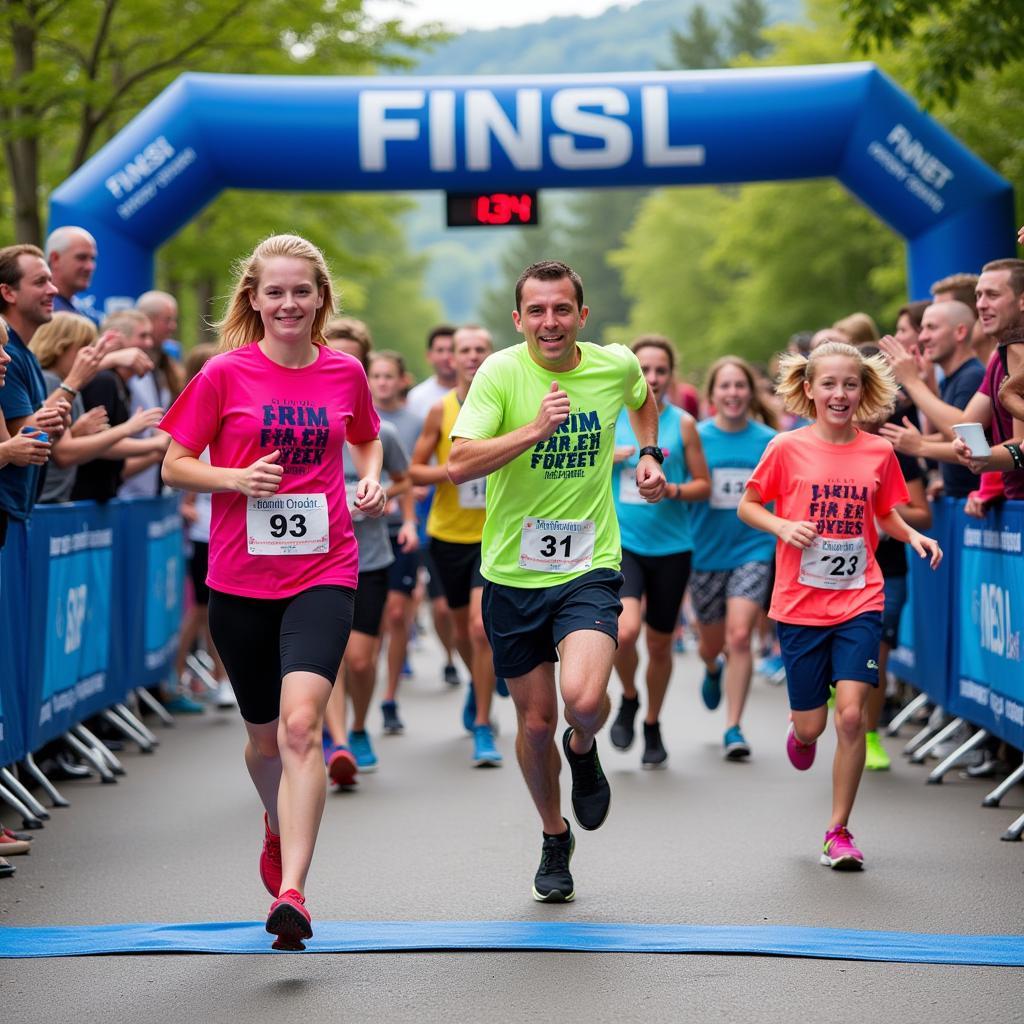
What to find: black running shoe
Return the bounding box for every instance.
[381,700,404,735]
[562,727,611,831]
[641,721,668,770]
[532,821,575,903]
[443,663,460,687]
[609,695,640,750]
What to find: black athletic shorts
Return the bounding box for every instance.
[429,537,484,610]
[352,568,389,638]
[620,548,692,634]
[420,546,446,601]
[208,585,355,725]
[483,568,623,679]
[188,541,210,606]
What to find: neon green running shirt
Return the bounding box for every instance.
[451,341,647,588]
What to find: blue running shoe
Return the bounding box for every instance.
[723,725,751,761]
[701,657,724,711]
[496,676,510,698]
[347,729,378,773]
[462,683,477,733]
[472,724,503,767]
[757,653,786,685]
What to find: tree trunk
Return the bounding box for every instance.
[5,14,42,243]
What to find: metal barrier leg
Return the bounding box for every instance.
[62,732,116,784]
[72,724,126,776]
[134,687,176,727]
[910,717,965,764]
[101,708,155,753]
[886,693,929,737]
[903,717,945,757]
[113,702,159,747]
[0,781,44,829]
[1001,809,1024,842]
[185,652,218,693]
[21,753,70,808]
[0,767,50,820]
[983,761,1024,808]
[927,729,989,784]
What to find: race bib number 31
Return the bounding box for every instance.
[247,494,329,556]
[519,518,596,574]
[799,537,867,590]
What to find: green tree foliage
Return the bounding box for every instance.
[840,0,1024,106]
[726,0,772,59]
[669,6,723,71]
[610,0,909,374]
[0,0,446,352]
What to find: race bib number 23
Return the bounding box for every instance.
[799,537,867,590]
[247,494,329,556]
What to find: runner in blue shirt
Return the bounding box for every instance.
[610,336,709,768]
[690,357,777,760]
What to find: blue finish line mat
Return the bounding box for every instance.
[2,921,1022,965]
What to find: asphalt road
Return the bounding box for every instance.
[2,636,1022,1023]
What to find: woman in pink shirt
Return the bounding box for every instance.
[161,235,384,949]
[739,342,941,872]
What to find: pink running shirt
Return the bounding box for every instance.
[160,342,380,598]
[746,427,909,627]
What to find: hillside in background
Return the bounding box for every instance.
[408,0,803,77]
[401,0,805,328]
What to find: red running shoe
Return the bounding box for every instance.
[266,889,312,950]
[327,745,358,787]
[259,813,282,898]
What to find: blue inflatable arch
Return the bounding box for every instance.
[49,63,1014,313]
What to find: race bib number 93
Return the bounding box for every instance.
[247,494,329,556]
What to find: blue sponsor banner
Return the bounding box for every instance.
[25,503,120,750]
[119,497,184,689]
[0,522,28,765]
[950,502,1024,751]
[887,498,955,699]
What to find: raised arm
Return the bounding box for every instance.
[409,402,448,486]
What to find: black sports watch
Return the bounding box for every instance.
[638,445,664,464]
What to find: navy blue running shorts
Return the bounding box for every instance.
[387,533,419,596]
[880,575,908,648]
[482,568,624,679]
[777,611,882,712]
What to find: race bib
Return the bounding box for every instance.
[458,477,486,510]
[710,467,750,510]
[799,537,867,590]
[346,481,365,523]
[247,494,329,556]
[618,468,644,505]
[519,518,596,574]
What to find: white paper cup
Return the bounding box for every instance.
[952,422,991,457]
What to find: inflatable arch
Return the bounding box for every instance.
[49,63,1014,313]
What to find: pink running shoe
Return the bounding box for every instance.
[259,813,282,898]
[821,825,864,870]
[266,888,312,950]
[786,722,816,771]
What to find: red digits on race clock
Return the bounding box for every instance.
[474,193,533,225]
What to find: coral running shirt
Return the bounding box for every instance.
[746,426,909,627]
[159,342,379,598]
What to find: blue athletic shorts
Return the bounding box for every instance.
[482,568,623,679]
[777,611,882,712]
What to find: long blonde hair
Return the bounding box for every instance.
[217,234,336,351]
[29,312,98,369]
[775,341,897,423]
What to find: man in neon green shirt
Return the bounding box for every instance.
[449,259,665,903]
